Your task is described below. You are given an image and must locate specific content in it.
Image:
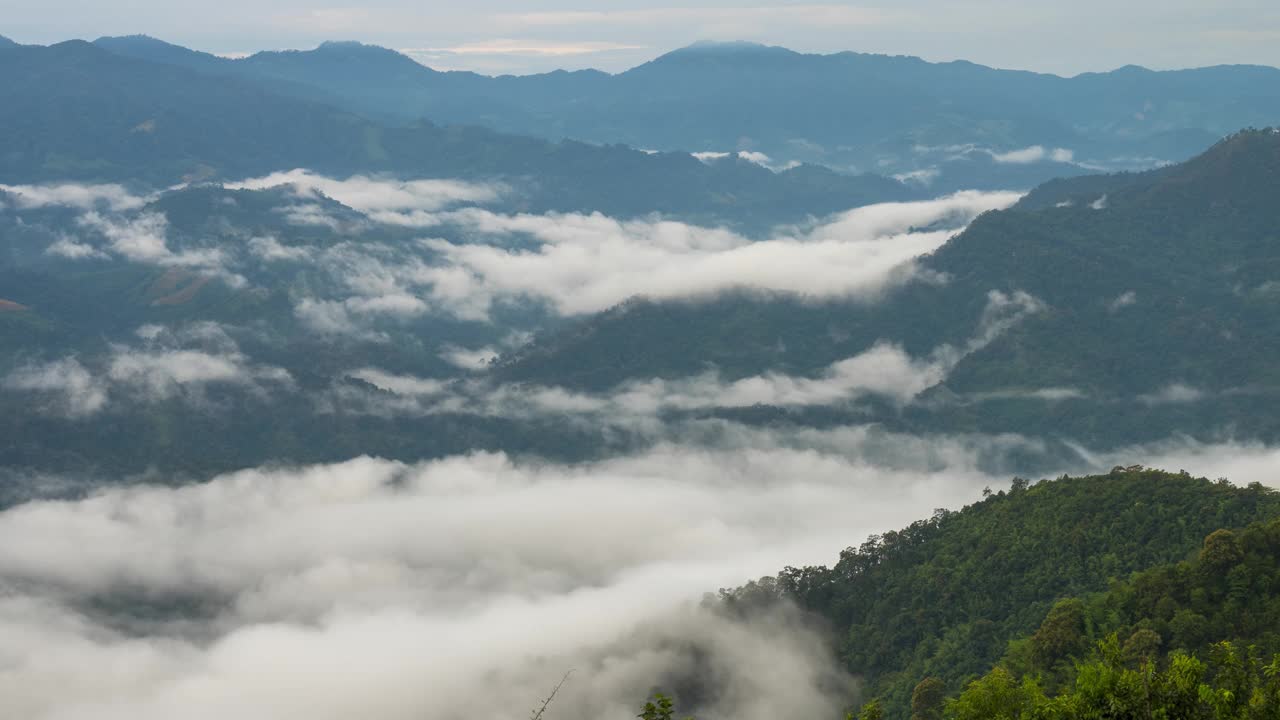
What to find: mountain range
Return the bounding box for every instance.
[84,35,1280,188]
[0,39,912,229]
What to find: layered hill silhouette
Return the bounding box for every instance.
[0,40,911,228]
[87,36,1280,188]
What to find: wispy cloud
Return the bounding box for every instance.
[415,190,1021,318]
[4,324,292,417]
[0,182,150,212]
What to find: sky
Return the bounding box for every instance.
[2,0,1280,76]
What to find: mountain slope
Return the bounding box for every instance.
[725,469,1280,719]
[495,130,1280,444]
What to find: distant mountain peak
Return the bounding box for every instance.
[313,40,406,58]
[669,40,796,56]
[317,40,373,50]
[0,35,17,49]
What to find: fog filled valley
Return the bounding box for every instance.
[4,23,1280,720]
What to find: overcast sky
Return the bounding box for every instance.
[3,0,1280,76]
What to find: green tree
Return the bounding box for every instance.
[637,692,693,720]
[1031,599,1087,672]
[912,677,946,720]
[945,667,1046,720]
[851,698,884,720]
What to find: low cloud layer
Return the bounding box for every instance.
[0,182,151,212]
[337,289,1042,420]
[225,170,505,222]
[8,177,1021,341]
[415,190,1020,317]
[2,426,1277,720]
[0,441,1002,720]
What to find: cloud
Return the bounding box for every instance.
[1138,383,1206,405]
[0,182,150,212]
[294,295,427,342]
[45,236,109,260]
[225,170,504,223]
[4,421,1277,720]
[348,367,449,397]
[247,236,313,262]
[989,145,1076,164]
[692,150,800,172]
[0,441,997,720]
[403,39,647,58]
[1108,290,1138,312]
[971,387,1088,402]
[893,168,941,186]
[439,345,500,370]
[106,349,291,402]
[417,191,1021,318]
[4,324,292,416]
[2,358,108,418]
[333,289,1042,421]
[76,211,233,274]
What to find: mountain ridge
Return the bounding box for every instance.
[75,34,1280,193]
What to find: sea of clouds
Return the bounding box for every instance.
[3,171,1277,720]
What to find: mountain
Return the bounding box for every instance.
[0,40,915,228]
[0,35,17,49]
[724,468,1280,718]
[92,34,225,72]
[495,130,1280,445]
[935,508,1280,717]
[89,37,1280,190]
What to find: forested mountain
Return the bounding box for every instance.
[721,469,1280,719]
[498,129,1280,445]
[88,37,1280,190]
[0,40,912,228]
[931,509,1280,718]
[4,132,1278,475]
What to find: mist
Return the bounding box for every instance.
[3,426,1277,720]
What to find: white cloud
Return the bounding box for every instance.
[76,212,231,272]
[4,326,292,415]
[1108,290,1138,312]
[4,426,1277,720]
[440,345,500,370]
[1138,383,1205,405]
[45,236,108,260]
[335,289,1042,420]
[893,168,941,186]
[225,170,504,224]
[417,191,1021,318]
[0,441,994,720]
[0,183,150,212]
[989,145,1076,164]
[2,358,108,418]
[348,368,448,397]
[294,295,427,341]
[404,39,647,57]
[692,150,800,172]
[247,236,312,262]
